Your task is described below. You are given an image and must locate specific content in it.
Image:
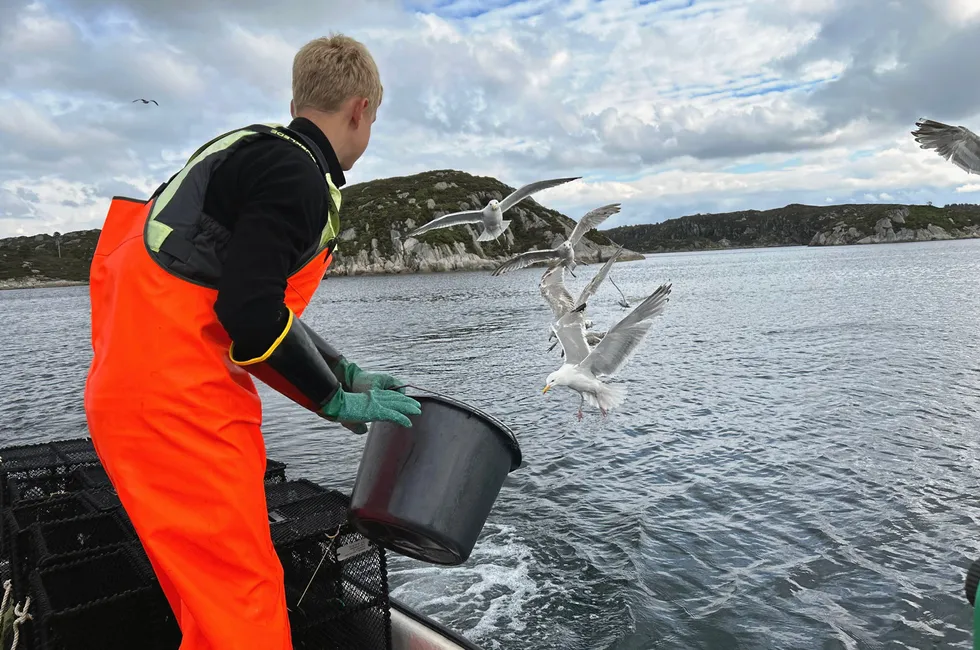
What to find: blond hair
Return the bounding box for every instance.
[292,34,383,115]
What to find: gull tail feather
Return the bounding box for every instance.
[478,220,511,241]
[583,383,627,412]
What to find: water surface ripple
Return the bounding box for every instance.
[2,241,980,649]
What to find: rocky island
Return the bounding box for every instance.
[604,202,980,253]
[0,170,640,288]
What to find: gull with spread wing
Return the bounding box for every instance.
[491,203,621,276]
[542,282,672,419]
[541,245,627,353]
[911,118,980,174]
[406,176,581,242]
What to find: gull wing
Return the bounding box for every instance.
[490,248,560,276]
[575,245,625,307]
[499,177,581,212]
[554,305,592,365]
[407,210,485,237]
[911,118,980,175]
[582,282,671,378]
[539,264,574,320]
[568,203,621,246]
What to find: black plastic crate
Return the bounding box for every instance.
[2,491,97,558]
[270,491,350,546]
[80,486,121,513]
[0,442,104,511]
[282,524,392,650]
[0,441,62,475]
[265,458,287,483]
[50,438,100,466]
[10,492,95,530]
[29,543,181,650]
[26,511,136,574]
[271,491,391,650]
[70,463,111,490]
[266,479,329,512]
[5,509,134,605]
[1,442,66,509]
[5,469,83,509]
[0,493,88,557]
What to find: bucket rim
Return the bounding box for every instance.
[407,392,523,471]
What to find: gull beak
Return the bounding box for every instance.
[542,385,551,394]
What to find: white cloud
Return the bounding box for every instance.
[1,0,979,237]
[933,0,980,24]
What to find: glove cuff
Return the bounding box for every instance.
[319,387,347,420]
[335,358,363,390]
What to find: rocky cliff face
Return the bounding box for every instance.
[808,207,980,246]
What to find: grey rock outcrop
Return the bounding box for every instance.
[810,220,980,247]
[326,239,636,276]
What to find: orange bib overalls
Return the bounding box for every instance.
[84,123,341,650]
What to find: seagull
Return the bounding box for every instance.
[406,176,581,242]
[491,203,621,277]
[542,282,672,420]
[911,118,980,174]
[540,245,627,354]
[132,98,159,105]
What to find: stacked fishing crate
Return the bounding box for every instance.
[0,437,392,650]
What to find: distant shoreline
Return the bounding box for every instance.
[4,236,978,290]
[630,233,980,256]
[0,279,88,291]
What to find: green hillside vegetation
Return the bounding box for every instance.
[603,203,980,252]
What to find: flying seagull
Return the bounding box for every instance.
[911,118,980,174]
[542,282,672,419]
[406,176,580,242]
[133,98,159,105]
[541,245,627,353]
[491,203,621,277]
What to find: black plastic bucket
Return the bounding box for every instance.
[348,392,522,566]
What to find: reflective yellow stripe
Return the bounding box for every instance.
[229,308,294,365]
[149,127,272,222]
[320,175,342,249]
[145,220,173,254]
[149,122,341,256]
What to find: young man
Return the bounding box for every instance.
[83,35,420,649]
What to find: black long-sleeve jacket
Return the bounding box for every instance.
[204,117,346,359]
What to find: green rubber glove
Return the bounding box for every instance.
[319,387,421,434]
[337,359,406,394]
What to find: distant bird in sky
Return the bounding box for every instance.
[911,118,980,175]
[491,203,621,276]
[406,176,581,242]
[133,98,159,105]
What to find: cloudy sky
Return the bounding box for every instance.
[1,0,979,237]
